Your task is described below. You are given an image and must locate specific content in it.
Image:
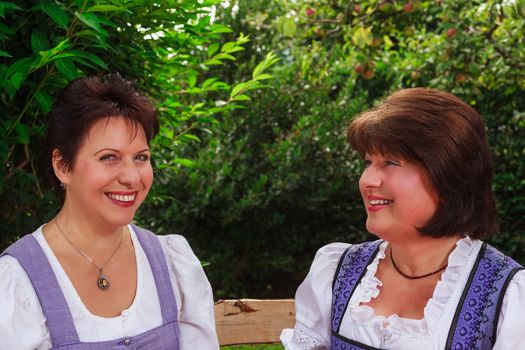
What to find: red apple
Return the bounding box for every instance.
[403,3,414,13]
[447,28,457,38]
[455,73,467,83]
[378,2,393,13]
[354,63,365,74]
[363,70,375,79]
[305,8,316,17]
[371,37,382,47]
[354,5,362,13]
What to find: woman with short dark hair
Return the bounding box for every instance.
[281,88,525,349]
[0,74,218,349]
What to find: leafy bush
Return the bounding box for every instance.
[0,0,276,247]
[140,0,525,298]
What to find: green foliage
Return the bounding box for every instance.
[139,0,525,298]
[0,1,276,247]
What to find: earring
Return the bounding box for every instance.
[60,182,65,190]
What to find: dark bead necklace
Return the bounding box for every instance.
[390,247,447,280]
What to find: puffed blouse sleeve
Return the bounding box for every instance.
[158,234,219,350]
[0,255,51,350]
[281,242,350,350]
[493,269,525,349]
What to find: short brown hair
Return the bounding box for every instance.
[45,73,159,192]
[347,88,497,239]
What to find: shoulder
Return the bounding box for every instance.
[494,269,525,349]
[311,242,351,268]
[295,242,351,312]
[0,253,30,284]
[129,224,197,261]
[133,227,210,286]
[0,253,49,348]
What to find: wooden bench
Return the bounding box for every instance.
[214,299,295,345]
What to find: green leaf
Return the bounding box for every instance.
[352,27,373,48]
[0,21,14,35]
[188,74,197,88]
[2,80,16,100]
[214,53,236,60]
[282,18,297,37]
[209,24,232,34]
[38,3,69,30]
[34,91,54,113]
[55,58,81,80]
[196,116,219,124]
[6,57,32,91]
[202,78,218,89]
[180,134,201,142]
[0,1,22,18]
[11,71,27,89]
[87,5,129,13]
[71,50,108,69]
[383,35,394,50]
[207,43,219,57]
[7,56,32,76]
[254,73,272,81]
[31,39,72,70]
[231,94,251,102]
[221,42,237,53]
[74,12,105,35]
[0,50,11,57]
[225,46,244,54]
[469,63,481,78]
[15,123,29,144]
[230,81,256,98]
[204,58,222,65]
[31,29,49,53]
[173,158,195,168]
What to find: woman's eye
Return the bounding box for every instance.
[100,154,117,162]
[385,160,400,166]
[135,154,150,162]
[363,159,372,168]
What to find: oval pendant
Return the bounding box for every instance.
[97,275,110,290]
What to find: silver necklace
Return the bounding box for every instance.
[55,220,124,290]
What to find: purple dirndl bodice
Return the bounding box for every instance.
[1,224,180,349]
[445,243,523,350]
[330,240,523,350]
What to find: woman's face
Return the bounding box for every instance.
[359,152,439,243]
[60,116,153,228]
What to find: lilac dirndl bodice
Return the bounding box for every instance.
[330,240,523,350]
[1,224,180,349]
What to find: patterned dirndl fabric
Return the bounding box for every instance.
[330,240,523,350]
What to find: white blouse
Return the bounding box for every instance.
[0,225,219,350]
[281,237,525,349]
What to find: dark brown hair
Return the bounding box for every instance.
[45,73,159,191]
[348,88,497,239]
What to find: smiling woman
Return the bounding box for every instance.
[0,74,218,349]
[281,88,525,350]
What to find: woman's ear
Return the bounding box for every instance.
[51,149,70,185]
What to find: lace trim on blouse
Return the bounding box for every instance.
[345,237,476,334]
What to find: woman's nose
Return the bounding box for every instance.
[118,161,140,187]
[359,166,382,188]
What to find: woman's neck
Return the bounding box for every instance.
[52,208,125,256]
[388,235,461,276]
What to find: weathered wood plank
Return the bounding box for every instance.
[214,299,295,345]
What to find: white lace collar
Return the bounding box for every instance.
[346,237,478,334]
